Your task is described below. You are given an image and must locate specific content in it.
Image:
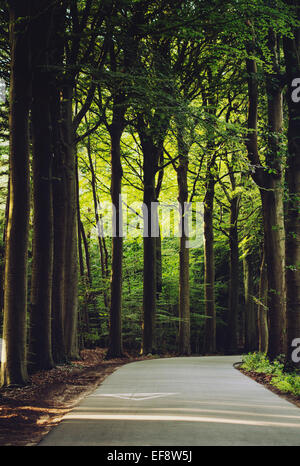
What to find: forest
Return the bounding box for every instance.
[0,0,299,389]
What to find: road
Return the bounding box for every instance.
[39,356,300,446]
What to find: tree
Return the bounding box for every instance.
[245,29,286,359]
[177,123,191,355]
[29,0,55,372]
[1,0,31,386]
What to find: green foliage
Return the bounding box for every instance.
[241,352,300,396]
[241,352,284,375]
[271,374,300,397]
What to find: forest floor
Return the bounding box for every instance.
[0,348,156,446]
[237,365,300,410]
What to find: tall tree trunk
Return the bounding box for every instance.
[283,16,300,367]
[260,185,286,358]
[227,195,240,353]
[49,3,67,365]
[106,122,124,358]
[265,31,286,359]
[1,1,31,386]
[257,248,268,353]
[203,175,216,354]
[62,85,79,360]
[51,86,67,364]
[29,0,55,372]
[136,113,164,355]
[177,131,191,355]
[142,142,158,354]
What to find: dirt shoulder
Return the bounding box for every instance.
[0,348,148,446]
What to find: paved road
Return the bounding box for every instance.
[39,356,300,446]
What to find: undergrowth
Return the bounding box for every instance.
[241,352,300,397]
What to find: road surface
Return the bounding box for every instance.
[39,356,300,446]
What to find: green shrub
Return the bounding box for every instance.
[271,375,300,396]
[241,352,300,397]
[241,352,284,375]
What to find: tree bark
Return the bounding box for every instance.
[29,0,55,372]
[106,121,124,358]
[243,254,257,352]
[177,130,191,355]
[260,185,286,358]
[1,1,31,386]
[142,144,157,355]
[51,85,68,364]
[227,195,240,353]
[257,248,268,353]
[49,2,68,365]
[203,174,216,354]
[62,85,79,360]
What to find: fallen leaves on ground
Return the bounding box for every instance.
[0,348,147,446]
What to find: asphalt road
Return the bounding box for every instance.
[39,356,300,446]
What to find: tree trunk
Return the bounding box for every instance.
[142,142,158,354]
[257,248,268,353]
[260,185,286,359]
[29,0,55,372]
[177,133,191,355]
[106,122,124,358]
[227,196,240,353]
[62,85,79,360]
[283,20,300,367]
[51,85,68,364]
[1,1,31,386]
[243,254,257,352]
[49,3,67,365]
[203,175,216,354]
[265,32,286,359]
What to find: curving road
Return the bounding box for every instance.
[39,356,300,446]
